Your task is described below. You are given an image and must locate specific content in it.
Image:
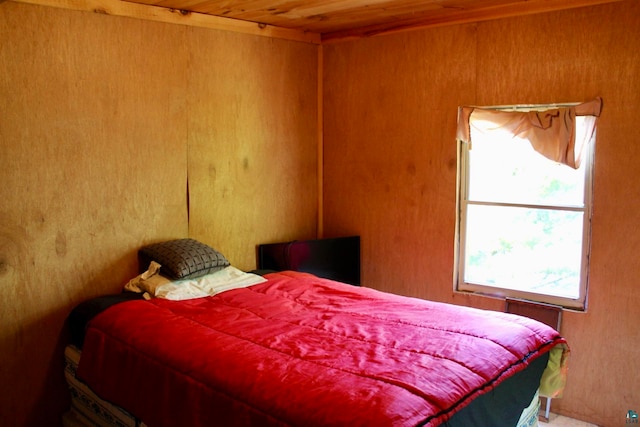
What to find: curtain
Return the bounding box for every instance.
[457,97,602,169]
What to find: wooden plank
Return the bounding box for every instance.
[119,0,626,38]
[9,0,321,43]
[322,0,625,41]
[175,0,447,33]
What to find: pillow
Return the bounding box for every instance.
[138,238,230,280]
[189,266,267,296]
[154,266,266,300]
[125,261,177,298]
[124,264,267,301]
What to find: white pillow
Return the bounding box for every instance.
[193,266,267,296]
[125,264,266,301]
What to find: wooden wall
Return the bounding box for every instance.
[186,29,318,267]
[0,3,318,425]
[2,0,638,425]
[323,1,640,426]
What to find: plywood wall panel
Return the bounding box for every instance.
[323,26,476,301]
[1,4,319,422]
[186,32,318,270]
[323,1,640,425]
[474,4,626,105]
[0,4,191,420]
[475,5,640,425]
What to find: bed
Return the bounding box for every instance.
[64,239,569,427]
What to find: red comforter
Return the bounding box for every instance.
[77,271,567,427]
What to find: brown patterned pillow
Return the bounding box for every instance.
[138,239,230,280]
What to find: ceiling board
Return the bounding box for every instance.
[8,0,625,42]
[126,0,624,40]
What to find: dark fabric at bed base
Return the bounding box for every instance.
[442,352,549,427]
[68,293,145,348]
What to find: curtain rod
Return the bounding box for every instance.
[471,102,581,112]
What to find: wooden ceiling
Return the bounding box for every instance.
[9,0,624,42]
[118,0,623,41]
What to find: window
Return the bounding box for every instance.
[455,99,602,310]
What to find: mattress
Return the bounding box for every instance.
[73,271,566,426]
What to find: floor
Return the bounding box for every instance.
[542,413,598,427]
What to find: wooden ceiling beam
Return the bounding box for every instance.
[8,0,321,44]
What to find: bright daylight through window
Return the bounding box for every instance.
[455,100,602,310]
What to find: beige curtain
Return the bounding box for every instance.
[457,97,603,169]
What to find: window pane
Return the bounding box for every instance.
[467,129,586,207]
[463,204,583,299]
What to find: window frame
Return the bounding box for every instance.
[454,107,595,311]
